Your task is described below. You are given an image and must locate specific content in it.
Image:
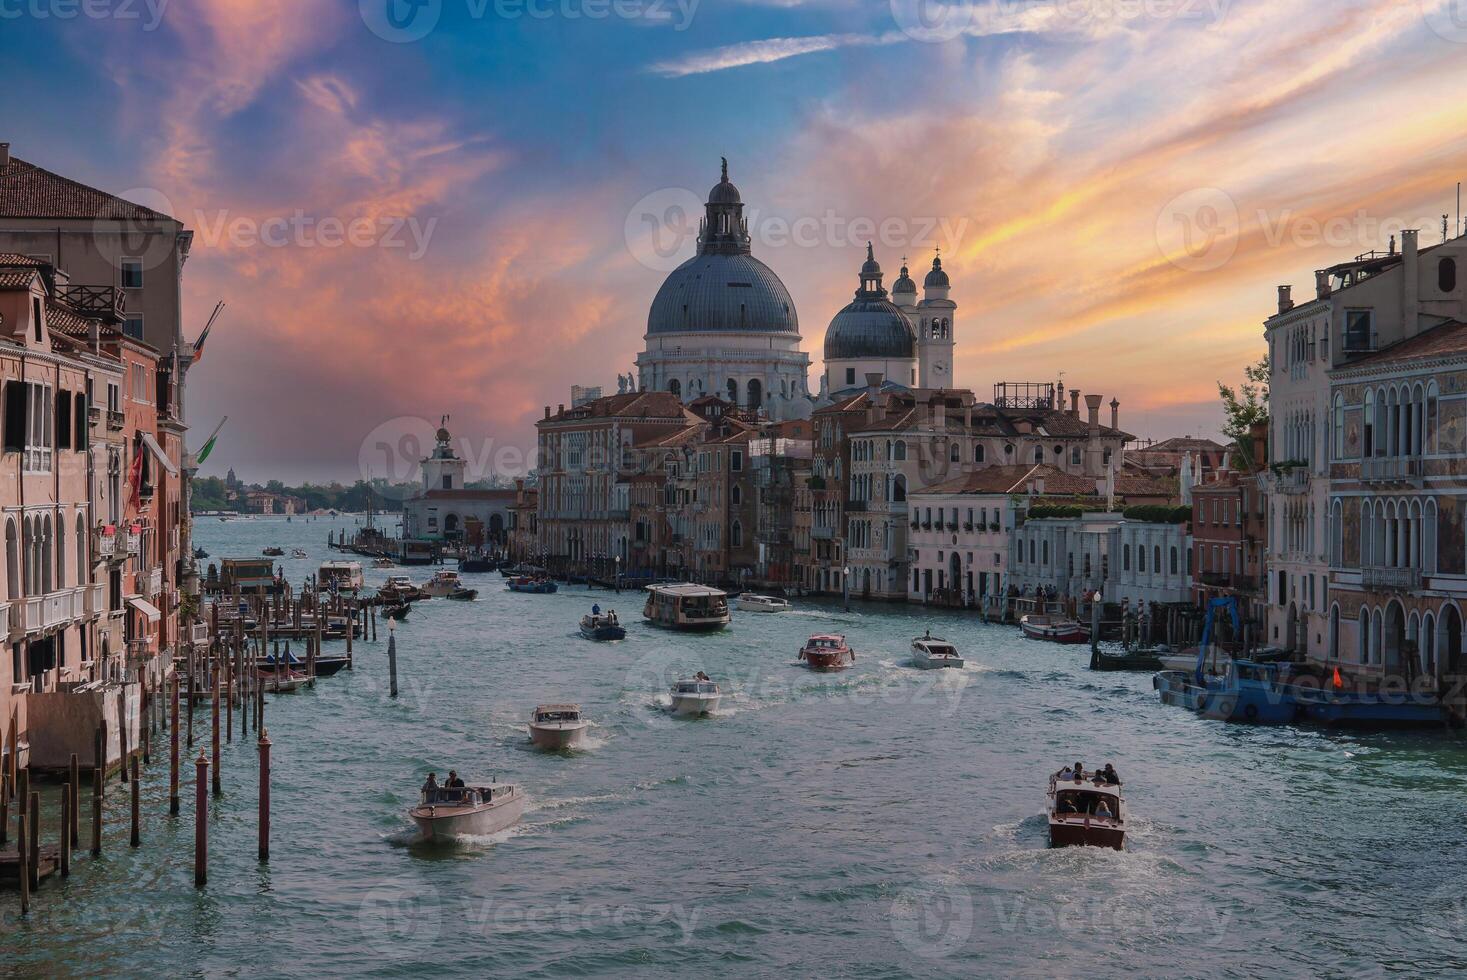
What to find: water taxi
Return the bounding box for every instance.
[579,608,626,640]
[422,570,463,597]
[291,548,308,560]
[736,593,791,613]
[528,704,589,750]
[506,576,557,594]
[669,674,721,716]
[799,634,854,671]
[372,557,395,568]
[409,781,526,841]
[1048,770,1125,850]
[319,560,365,592]
[1019,614,1089,644]
[643,584,730,631]
[910,634,964,669]
[262,546,286,557]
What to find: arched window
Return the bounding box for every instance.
[747,379,762,409]
[1358,608,1370,664]
[974,444,984,464]
[668,379,681,398]
[726,379,738,404]
[892,474,906,503]
[57,516,65,590]
[1440,257,1457,293]
[76,513,86,581]
[1138,546,1146,573]
[893,441,906,461]
[1170,546,1178,574]
[730,485,741,506]
[1363,389,1375,456]
[4,519,15,602]
[1123,544,1131,571]
[42,515,52,594]
[1153,545,1162,574]
[1329,604,1340,660]
[731,520,742,547]
[1033,446,1043,464]
[949,443,959,463]
[1332,392,1345,459]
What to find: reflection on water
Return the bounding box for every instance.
[6,515,1467,976]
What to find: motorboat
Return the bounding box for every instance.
[799,634,854,672]
[193,547,209,559]
[1048,770,1125,850]
[372,557,395,568]
[507,576,557,594]
[422,570,463,597]
[262,547,285,557]
[736,594,790,613]
[1019,614,1089,644]
[409,781,526,842]
[1152,660,1298,724]
[291,548,308,560]
[446,587,478,601]
[319,560,365,592]
[643,584,729,631]
[1089,648,1166,671]
[379,575,429,601]
[669,674,721,716]
[910,634,964,669]
[501,563,545,578]
[579,609,626,641]
[258,667,308,692]
[458,555,497,573]
[528,704,590,750]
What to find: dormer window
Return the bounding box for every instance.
[1441,257,1457,293]
[32,297,42,342]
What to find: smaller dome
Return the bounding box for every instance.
[859,241,881,278]
[924,254,949,289]
[892,261,916,295]
[708,156,741,204]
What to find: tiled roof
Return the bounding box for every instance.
[0,253,47,267]
[1342,319,1467,369]
[915,465,1053,496]
[0,156,175,221]
[544,390,693,423]
[1145,436,1225,453]
[43,301,94,337]
[0,270,39,290]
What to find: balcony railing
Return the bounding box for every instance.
[107,410,125,431]
[124,531,141,554]
[55,283,124,320]
[96,528,118,557]
[84,583,106,617]
[1360,566,1422,591]
[146,567,162,597]
[16,590,85,634]
[1361,455,1421,483]
[811,527,834,540]
[1274,468,1310,493]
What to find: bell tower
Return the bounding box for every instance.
[917,251,956,388]
[421,416,467,491]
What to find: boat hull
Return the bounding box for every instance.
[735,597,789,613]
[410,788,525,841]
[579,624,626,641]
[529,722,589,750]
[802,650,854,671]
[645,618,725,632]
[1049,817,1125,850]
[1021,621,1089,644]
[1153,670,1296,724]
[669,694,721,716]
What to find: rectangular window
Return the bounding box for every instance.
[123,315,145,340]
[1343,310,1373,351]
[731,450,742,471]
[845,368,856,386]
[121,258,144,289]
[57,394,72,450]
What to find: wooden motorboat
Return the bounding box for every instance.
[799,634,854,671]
[669,674,721,716]
[409,782,526,842]
[422,570,463,597]
[379,575,429,602]
[458,555,497,573]
[643,584,729,631]
[193,547,209,559]
[736,593,790,613]
[262,547,286,557]
[372,557,395,568]
[910,634,964,669]
[1020,614,1089,644]
[507,576,557,594]
[528,704,589,750]
[447,587,478,601]
[291,548,308,560]
[1048,770,1125,850]
[258,668,308,692]
[579,609,626,640]
[500,563,544,578]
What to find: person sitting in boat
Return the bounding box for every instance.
[421,772,439,801]
[1102,764,1120,785]
[608,610,618,625]
[1057,764,1075,781]
[1058,794,1078,814]
[1094,798,1114,819]
[445,771,465,789]
[1072,762,1085,782]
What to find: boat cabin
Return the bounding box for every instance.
[219,558,278,592]
[1053,781,1121,819]
[805,635,847,650]
[673,679,719,695]
[644,584,730,630]
[533,704,582,724]
[319,560,365,591]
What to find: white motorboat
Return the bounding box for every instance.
[669,674,721,716]
[911,634,964,669]
[528,704,589,750]
[422,570,463,597]
[409,781,526,841]
[736,593,791,613]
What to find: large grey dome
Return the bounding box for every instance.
[824,299,916,359]
[647,252,798,335]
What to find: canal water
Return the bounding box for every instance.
[5,515,1466,976]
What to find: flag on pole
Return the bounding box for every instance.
[192,301,225,363]
[195,416,227,465]
[127,441,145,511]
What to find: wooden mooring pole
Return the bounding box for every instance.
[194,751,208,888]
[170,672,180,815]
[388,623,399,699]
[257,730,271,863]
[69,752,79,847]
[60,783,71,876]
[16,806,28,916]
[211,661,222,797]
[130,755,141,847]
[91,768,102,856]
[27,790,39,892]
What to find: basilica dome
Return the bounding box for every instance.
[823,245,916,360]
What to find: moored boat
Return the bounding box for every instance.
[528,704,589,750]
[291,548,308,560]
[910,634,963,669]
[1048,770,1125,850]
[579,608,626,640]
[736,593,790,613]
[409,781,526,842]
[799,633,854,671]
[507,576,557,594]
[1019,614,1089,644]
[372,557,395,568]
[379,575,429,602]
[1089,648,1166,671]
[458,555,497,573]
[381,601,412,621]
[1152,660,1297,724]
[669,674,721,716]
[643,584,730,631]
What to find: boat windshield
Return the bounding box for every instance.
[810,637,842,648]
[675,681,718,694]
[423,787,483,805]
[1054,789,1119,819]
[536,711,579,723]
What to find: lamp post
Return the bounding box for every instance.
[615,554,622,593]
[843,564,851,613]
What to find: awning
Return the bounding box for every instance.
[127,596,161,623]
[140,432,179,477]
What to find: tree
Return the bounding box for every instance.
[1218,355,1269,470]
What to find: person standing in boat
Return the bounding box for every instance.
[421,772,439,802]
[445,771,465,789]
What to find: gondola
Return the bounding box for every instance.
[381,601,412,620]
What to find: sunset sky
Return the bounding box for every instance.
[6,0,1467,483]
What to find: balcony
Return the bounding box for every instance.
[95,528,118,558]
[15,590,85,635]
[1360,455,1421,483]
[1360,566,1422,591]
[1273,468,1310,494]
[811,527,834,540]
[124,530,141,554]
[83,583,106,617]
[56,283,124,320]
[190,622,210,645]
[106,410,125,432]
[146,567,163,597]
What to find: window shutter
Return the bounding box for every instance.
[74,393,87,451]
[3,382,25,452]
[57,393,72,450]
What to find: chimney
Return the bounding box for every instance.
[1056,380,1065,410]
[558,404,565,415]
[1389,234,1396,256]
[1315,269,1331,301]
[544,406,551,419]
[1069,389,1081,417]
[1277,285,1293,314]
[0,143,9,168]
[1402,228,1420,339]
[1109,397,1119,431]
[1084,393,1103,479]
[1085,394,1102,432]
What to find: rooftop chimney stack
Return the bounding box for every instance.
[865,373,882,423]
[544,406,551,419]
[1403,228,1420,338]
[1109,397,1119,431]
[0,143,9,167]
[1069,389,1081,417]
[1085,394,1102,432]
[1315,269,1331,301]
[1277,285,1293,314]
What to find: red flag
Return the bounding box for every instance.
[127,444,144,511]
[1332,666,1344,689]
